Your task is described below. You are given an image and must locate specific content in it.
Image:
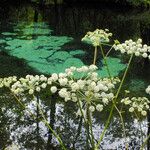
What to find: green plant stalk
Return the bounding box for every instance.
[86,116,90,149]
[100,44,128,149]
[114,105,128,149]
[106,45,114,57]
[77,98,93,148]
[93,46,98,65]
[87,103,95,149]
[9,89,36,119]
[35,100,66,150]
[73,116,83,148]
[95,54,133,149]
[10,91,66,150]
[99,44,112,79]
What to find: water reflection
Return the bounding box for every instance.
[0,91,148,149]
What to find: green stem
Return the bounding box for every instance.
[11,91,66,150]
[35,100,66,150]
[114,105,128,149]
[77,99,93,148]
[87,104,95,149]
[73,116,83,148]
[95,54,133,149]
[93,46,98,65]
[106,45,114,57]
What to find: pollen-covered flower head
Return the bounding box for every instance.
[82,29,112,46]
[121,96,150,116]
[113,38,150,59]
[146,85,150,95]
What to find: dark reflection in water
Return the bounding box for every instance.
[0,92,148,149]
[0,2,150,149]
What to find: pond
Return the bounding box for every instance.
[0,2,150,150]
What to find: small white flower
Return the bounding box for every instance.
[102,98,109,104]
[129,107,134,112]
[59,78,68,86]
[41,83,47,89]
[71,83,80,91]
[146,86,150,95]
[94,86,99,92]
[59,73,67,78]
[29,89,34,95]
[124,100,131,105]
[96,104,103,112]
[36,86,41,92]
[138,107,142,112]
[142,53,148,58]
[51,86,57,93]
[89,106,95,112]
[89,64,98,71]
[51,73,58,81]
[141,111,147,116]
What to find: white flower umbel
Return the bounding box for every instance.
[82,29,112,46]
[146,85,150,95]
[113,39,150,59]
[0,65,120,115]
[121,96,150,116]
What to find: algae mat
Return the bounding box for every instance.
[0,22,126,76]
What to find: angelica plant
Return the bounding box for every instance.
[1,28,150,150]
[113,38,150,59]
[82,29,112,65]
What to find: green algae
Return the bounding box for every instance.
[5,36,73,52]
[98,57,126,77]
[49,51,71,61]
[1,32,17,36]
[22,28,52,35]
[69,50,86,56]
[0,22,126,77]
[5,37,13,41]
[0,39,6,44]
[0,22,86,74]
[63,58,84,68]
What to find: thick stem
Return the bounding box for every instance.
[93,46,98,65]
[88,106,95,149]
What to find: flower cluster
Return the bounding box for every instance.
[82,29,112,46]
[0,75,49,95]
[0,76,17,88]
[121,96,150,116]
[0,65,119,114]
[146,85,150,95]
[61,68,120,113]
[113,39,150,59]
